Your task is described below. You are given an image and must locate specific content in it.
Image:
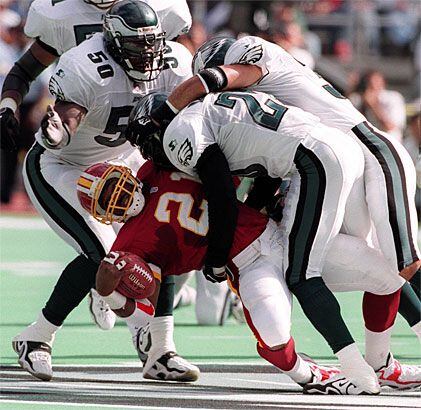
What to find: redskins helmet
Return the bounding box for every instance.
[192,37,236,75]
[103,0,166,82]
[77,162,145,224]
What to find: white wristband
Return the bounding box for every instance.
[0,97,18,113]
[165,100,180,114]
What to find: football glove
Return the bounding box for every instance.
[40,105,70,149]
[0,107,19,151]
[202,265,234,284]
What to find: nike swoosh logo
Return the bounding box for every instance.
[136,301,155,316]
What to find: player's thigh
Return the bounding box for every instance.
[281,130,364,284]
[195,272,231,325]
[323,233,405,295]
[351,123,420,270]
[23,144,116,262]
[239,255,292,347]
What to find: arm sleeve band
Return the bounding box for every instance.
[196,67,228,93]
[1,48,48,100]
[245,175,282,210]
[196,144,238,267]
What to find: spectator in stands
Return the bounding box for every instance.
[270,22,315,69]
[349,70,406,141]
[403,101,421,191]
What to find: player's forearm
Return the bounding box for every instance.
[167,64,262,112]
[196,144,238,267]
[1,41,57,109]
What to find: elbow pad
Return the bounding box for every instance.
[196,67,228,93]
[2,49,48,99]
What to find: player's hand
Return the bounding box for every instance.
[124,115,160,147]
[40,105,70,149]
[0,107,19,151]
[202,265,234,283]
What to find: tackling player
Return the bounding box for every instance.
[131,36,421,389]
[127,90,421,393]
[0,0,191,332]
[11,0,198,383]
[78,160,419,393]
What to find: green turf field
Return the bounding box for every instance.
[0,215,420,367]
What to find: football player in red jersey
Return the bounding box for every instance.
[77,160,342,391]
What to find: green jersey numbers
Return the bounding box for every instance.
[215,92,288,131]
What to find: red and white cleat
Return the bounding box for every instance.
[308,362,341,383]
[376,353,421,390]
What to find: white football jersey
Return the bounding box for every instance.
[25,0,191,55]
[163,90,320,178]
[224,36,366,132]
[42,33,192,166]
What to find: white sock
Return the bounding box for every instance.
[411,321,421,341]
[284,354,312,384]
[124,304,152,337]
[14,312,60,345]
[365,327,393,370]
[335,343,379,393]
[149,316,176,354]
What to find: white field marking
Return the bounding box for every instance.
[0,216,49,230]
[0,400,193,410]
[225,376,297,388]
[1,261,64,276]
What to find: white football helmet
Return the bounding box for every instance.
[77,162,145,224]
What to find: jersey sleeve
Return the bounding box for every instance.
[163,41,192,89]
[163,111,215,176]
[24,0,63,54]
[48,52,96,110]
[155,0,192,40]
[224,36,274,76]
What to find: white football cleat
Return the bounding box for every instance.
[143,350,200,382]
[376,353,421,390]
[303,374,380,395]
[88,289,116,330]
[12,340,53,381]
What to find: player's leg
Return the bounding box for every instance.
[13,144,116,380]
[281,133,379,394]
[323,233,421,389]
[351,122,420,277]
[173,271,196,309]
[140,275,200,382]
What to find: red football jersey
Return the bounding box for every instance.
[111,162,268,276]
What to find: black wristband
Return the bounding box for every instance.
[197,67,228,93]
[150,101,177,126]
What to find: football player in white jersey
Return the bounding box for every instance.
[138,36,421,390]
[127,90,385,394]
[0,0,191,329]
[11,0,199,383]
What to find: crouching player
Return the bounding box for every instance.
[77,160,420,394]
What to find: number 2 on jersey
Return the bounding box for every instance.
[155,193,208,237]
[215,92,288,131]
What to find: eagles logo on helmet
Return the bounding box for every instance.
[103,0,166,81]
[77,162,145,224]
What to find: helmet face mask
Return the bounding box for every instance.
[104,0,166,82]
[77,163,145,224]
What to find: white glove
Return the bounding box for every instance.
[40,104,70,149]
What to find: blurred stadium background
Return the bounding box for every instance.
[0,0,420,213]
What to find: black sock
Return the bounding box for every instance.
[155,275,175,317]
[290,277,354,353]
[42,255,98,326]
[398,281,421,327]
[409,270,420,299]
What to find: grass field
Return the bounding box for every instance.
[1,214,419,367]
